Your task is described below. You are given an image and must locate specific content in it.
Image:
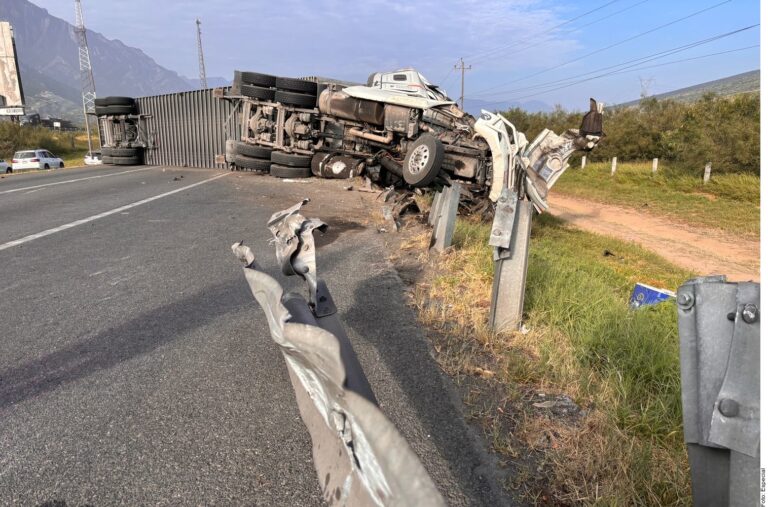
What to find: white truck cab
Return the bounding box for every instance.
[367,69,450,101]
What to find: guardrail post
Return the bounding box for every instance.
[611,157,617,176]
[428,188,444,227]
[489,189,533,332]
[704,162,712,183]
[652,158,658,173]
[430,182,460,252]
[677,277,760,506]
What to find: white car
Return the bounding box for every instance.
[0,159,10,174]
[12,149,65,171]
[84,151,103,165]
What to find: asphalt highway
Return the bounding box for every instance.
[0,166,510,506]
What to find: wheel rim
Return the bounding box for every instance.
[407,144,431,175]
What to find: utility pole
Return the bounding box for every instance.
[74,0,98,154]
[454,57,472,110]
[196,19,208,89]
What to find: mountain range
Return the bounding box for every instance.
[0,0,229,122]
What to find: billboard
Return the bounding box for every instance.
[0,21,25,115]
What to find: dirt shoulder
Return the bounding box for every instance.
[547,192,760,282]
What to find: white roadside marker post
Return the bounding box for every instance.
[704,162,712,184]
[611,157,617,177]
[652,158,659,174]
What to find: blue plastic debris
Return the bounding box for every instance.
[629,283,676,309]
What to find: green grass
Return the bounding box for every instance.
[556,161,760,236]
[419,214,695,504]
[525,213,691,437]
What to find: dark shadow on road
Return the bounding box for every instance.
[0,279,253,413]
[344,269,514,506]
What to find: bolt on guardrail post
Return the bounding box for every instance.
[611,157,617,176]
[677,276,760,506]
[488,189,533,332]
[430,182,460,252]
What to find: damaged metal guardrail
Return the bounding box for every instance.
[677,276,760,506]
[232,199,444,506]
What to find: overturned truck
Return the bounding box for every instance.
[222,68,603,210]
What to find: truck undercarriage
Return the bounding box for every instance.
[224,68,603,211]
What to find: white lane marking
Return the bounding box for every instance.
[0,172,230,252]
[0,167,155,195]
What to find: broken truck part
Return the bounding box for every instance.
[220,68,603,210]
[233,200,445,506]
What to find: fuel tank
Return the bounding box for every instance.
[318,89,385,125]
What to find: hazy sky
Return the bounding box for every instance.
[31,0,759,109]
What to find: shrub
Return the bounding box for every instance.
[501,93,760,175]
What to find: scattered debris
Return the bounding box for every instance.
[357,176,378,193]
[281,179,312,184]
[381,206,398,233]
[629,282,675,308]
[531,394,583,418]
[471,367,495,379]
[343,185,353,191]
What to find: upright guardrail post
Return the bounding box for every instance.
[677,276,760,506]
[488,188,533,332]
[430,182,460,252]
[428,188,444,227]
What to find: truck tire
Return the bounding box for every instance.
[233,155,271,171]
[275,77,317,95]
[95,96,135,107]
[241,84,276,101]
[235,142,271,159]
[112,155,143,166]
[96,104,137,116]
[225,140,237,163]
[237,71,277,88]
[271,151,311,167]
[403,134,445,187]
[274,90,316,108]
[102,155,114,164]
[110,147,142,157]
[270,164,312,178]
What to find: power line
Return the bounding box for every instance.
[435,63,456,86]
[472,44,758,108]
[464,0,623,64]
[469,24,758,98]
[471,0,732,95]
[472,0,652,65]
